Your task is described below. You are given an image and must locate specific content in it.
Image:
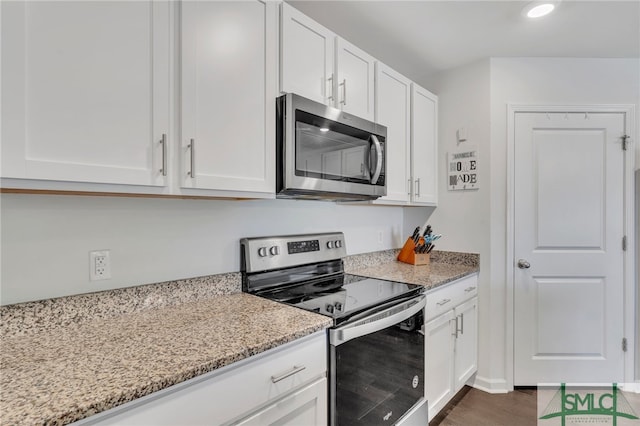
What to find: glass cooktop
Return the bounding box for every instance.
[255,274,423,323]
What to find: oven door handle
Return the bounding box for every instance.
[329,295,425,346]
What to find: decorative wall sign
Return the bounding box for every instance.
[448,148,478,190]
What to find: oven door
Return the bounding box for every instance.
[277,93,386,200]
[329,295,427,426]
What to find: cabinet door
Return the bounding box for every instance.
[411,84,438,205]
[280,3,335,105]
[181,0,275,196]
[374,63,411,204]
[425,310,456,421]
[1,1,170,186]
[234,378,327,426]
[454,297,478,391]
[335,38,375,121]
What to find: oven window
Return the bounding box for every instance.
[294,110,384,185]
[332,309,424,425]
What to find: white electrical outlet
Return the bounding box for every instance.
[90,250,111,281]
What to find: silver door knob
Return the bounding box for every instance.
[517,259,531,269]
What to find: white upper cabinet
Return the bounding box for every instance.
[335,38,375,121]
[280,3,335,105]
[374,62,412,204]
[280,4,375,121]
[180,0,276,197]
[1,1,170,187]
[411,84,438,205]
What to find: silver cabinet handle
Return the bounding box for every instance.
[436,298,451,306]
[159,134,167,176]
[407,178,412,195]
[464,286,476,293]
[452,316,459,338]
[188,138,195,178]
[339,79,347,105]
[517,259,531,269]
[415,178,421,197]
[369,135,382,184]
[271,365,306,383]
[327,74,334,102]
[459,313,464,335]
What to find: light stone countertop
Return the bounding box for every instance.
[0,249,478,425]
[0,293,332,426]
[344,250,480,290]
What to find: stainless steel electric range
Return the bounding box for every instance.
[241,232,428,426]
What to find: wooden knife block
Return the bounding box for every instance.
[397,237,431,266]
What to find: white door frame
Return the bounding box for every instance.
[506,104,637,390]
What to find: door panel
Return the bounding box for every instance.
[534,130,605,249]
[336,38,375,121]
[411,84,438,205]
[1,1,169,186]
[180,0,274,194]
[534,278,605,356]
[280,3,334,105]
[454,298,478,390]
[374,63,411,204]
[514,112,625,385]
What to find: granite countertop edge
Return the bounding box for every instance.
[1,248,478,425]
[67,316,331,425]
[344,249,480,291]
[1,294,332,426]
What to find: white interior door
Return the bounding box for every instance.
[514,111,626,385]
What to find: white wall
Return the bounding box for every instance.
[426,57,639,392]
[0,194,404,305]
[488,58,639,389]
[429,59,494,390]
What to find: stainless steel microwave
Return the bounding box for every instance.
[276,93,387,201]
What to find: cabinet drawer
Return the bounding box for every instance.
[80,332,327,425]
[425,274,478,321]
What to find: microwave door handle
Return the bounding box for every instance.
[329,295,425,346]
[369,134,383,184]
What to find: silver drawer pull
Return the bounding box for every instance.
[271,365,306,383]
[464,286,476,293]
[436,298,451,306]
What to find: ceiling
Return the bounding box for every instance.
[287,1,640,85]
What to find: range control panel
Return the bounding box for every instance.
[241,232,346,273]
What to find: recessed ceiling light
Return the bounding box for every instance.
[522,1,559,19]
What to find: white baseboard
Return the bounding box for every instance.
[470,376,509,394]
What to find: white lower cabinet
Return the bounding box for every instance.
[235,378,327,426]
[425,275,478,421]
[425,310,456,419]
[453,297,478,390]
[76,332,327,426]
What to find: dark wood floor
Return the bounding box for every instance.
[430,387,538,426]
